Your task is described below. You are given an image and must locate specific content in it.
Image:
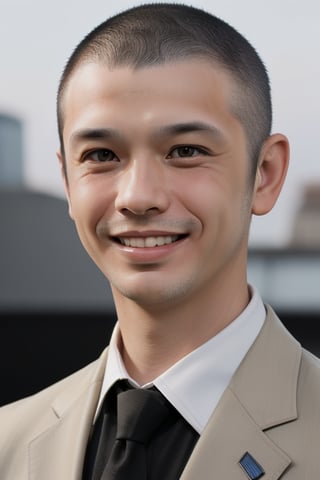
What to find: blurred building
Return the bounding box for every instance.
[0,113,24,188]
[248,181,320,315]
[290,182,320,248]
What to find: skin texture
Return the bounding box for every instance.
[58,60,289,383]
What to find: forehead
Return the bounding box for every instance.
[63,58,234,103]
[61,60,239,142]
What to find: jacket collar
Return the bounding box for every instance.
[181,306,301,479]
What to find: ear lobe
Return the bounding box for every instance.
[56,148,74,220]
[252,133,290,216]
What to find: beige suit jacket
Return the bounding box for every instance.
[1,306,320,479]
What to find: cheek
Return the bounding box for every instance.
[68,177,114,235]
[174,170,227,219]
[176,169,251,238]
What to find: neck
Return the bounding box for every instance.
[112,276,250,385]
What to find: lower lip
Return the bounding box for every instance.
[114,237,187,263]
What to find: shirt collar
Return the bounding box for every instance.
[95,285,265,433]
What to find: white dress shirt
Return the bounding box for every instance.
[94,285,266,434]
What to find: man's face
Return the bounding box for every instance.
[60,60,255,309]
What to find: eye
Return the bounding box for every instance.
[83,149,118,163]
[168,146,207,158]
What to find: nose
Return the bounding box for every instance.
[114,158,170,216]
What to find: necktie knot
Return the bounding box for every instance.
[116,388,170,444]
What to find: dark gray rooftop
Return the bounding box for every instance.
[0,188,115,313]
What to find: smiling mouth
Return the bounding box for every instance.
[114,234,186,248]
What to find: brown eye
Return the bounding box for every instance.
[85,149,118,162]
[169,146,207,158]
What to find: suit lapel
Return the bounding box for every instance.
[181,387,291,479]
[29,348,108,480]
[181,307,301,479]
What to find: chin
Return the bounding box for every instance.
[111,275,195,309]
[117,287,174,306]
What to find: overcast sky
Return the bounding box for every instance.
[1,0,319,246]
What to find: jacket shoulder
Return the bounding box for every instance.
[0,359,98,448]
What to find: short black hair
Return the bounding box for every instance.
[57,3,272,174]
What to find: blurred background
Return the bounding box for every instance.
[0,0,319,405]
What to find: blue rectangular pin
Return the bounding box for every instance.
[239,452,265,480]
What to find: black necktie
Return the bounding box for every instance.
[101,387,170,479]
[82,380,199,480]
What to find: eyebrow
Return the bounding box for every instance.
[70,128,122,147]
[69,121,225,147]
[157,121,225,140]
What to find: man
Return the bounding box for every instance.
[1,3,319,479]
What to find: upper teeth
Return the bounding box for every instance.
[119,235,179,247]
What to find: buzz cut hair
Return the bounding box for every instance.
[57,3,272,175]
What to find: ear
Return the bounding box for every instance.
[56,148,74,220]
[252,133,290,216]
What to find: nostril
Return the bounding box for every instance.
[119,206,160,216]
